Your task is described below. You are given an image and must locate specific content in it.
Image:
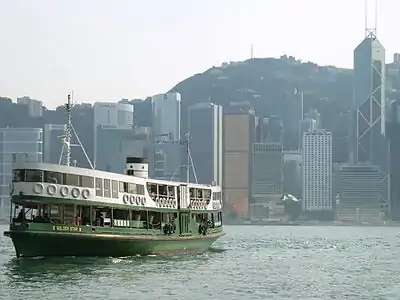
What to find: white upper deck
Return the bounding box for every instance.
[12,161,221,191]
[10,161,222,211]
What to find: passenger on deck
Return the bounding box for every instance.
[76,215,82,225]
[15,209,25,222]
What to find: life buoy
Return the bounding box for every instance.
[33,183,44,194]
[82,189,90,199]
[123,194,129,204]
[47,184,56,195]
[60,186,69,197]
[135,196,140,205]
[141,197,146,205]
[130,195,135,205]
[71,188,80,198]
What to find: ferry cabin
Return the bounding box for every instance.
[9,159,223,237]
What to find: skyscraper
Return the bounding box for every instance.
[353,28,389,212]
[43,124,66,164]
[337,164,382,223]
[151,93,181,141]
[151,93,182,180]
[251,142,284,220]
[302,130,333,213]
[223,107,256,220]
[0,128,43,208]
[188,102,223,186]
[93,102,134,168]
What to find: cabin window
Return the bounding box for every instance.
[137,184,145,195]
[167,186,175,197]
[44,171,62,184]
[128,183,136,194]
[12,169,25,182]
[25,169,43,182]
[113,209,129,220]
[104,179,111,198]
[81,176,94,188]
[95,178,103,197]
[66,174,80,186]
[111,180,118,198]
[119,181,125,193]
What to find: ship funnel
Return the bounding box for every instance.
[125,157,148,178]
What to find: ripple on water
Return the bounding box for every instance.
[1,225,400,299]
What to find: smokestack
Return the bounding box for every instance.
[125,157,148,178]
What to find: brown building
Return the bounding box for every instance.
[223,108,256,220]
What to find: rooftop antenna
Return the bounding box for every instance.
[364,0,378,38]
[58,92,94,169]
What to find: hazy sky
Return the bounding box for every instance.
[0,0,398,109]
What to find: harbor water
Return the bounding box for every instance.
[1,225,400,300]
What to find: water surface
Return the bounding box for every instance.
[1,225,400,299]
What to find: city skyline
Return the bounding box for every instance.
[1,0,400,108]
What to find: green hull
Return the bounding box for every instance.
[4,231,224,258]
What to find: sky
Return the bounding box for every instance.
[0,0,399,109]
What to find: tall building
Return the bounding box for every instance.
[353,29,389,212]
[302,130,333,213]
[251,142,284,220]
[96,126,150,174]
[387,99,400,220]
[17,96,43,118]
[298,118,316,150]
[151,93,181,179]
[151,92,181,141]
[223,107,256,219]
[188,102,223,185]
[283,150,302,200]
[0,128,43,208]
[337,164,382,223]
[129,99,152,128]
[93,102,134,168]
[43,124,66,164]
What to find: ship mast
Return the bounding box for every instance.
[65,94,72,166]
[166,133,198,183]
[185,133,198,183]
[58,93,94,169]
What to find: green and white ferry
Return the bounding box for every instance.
[4,95,224,258]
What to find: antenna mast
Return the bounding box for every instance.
[365,0,378,38]
[63,94,73,166]
[185,133,198,183]
[58,93,94,169]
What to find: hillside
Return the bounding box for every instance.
[170,56,354,157]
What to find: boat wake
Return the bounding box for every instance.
[207,247,227,253]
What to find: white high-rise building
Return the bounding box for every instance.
[302,130,332,212]
[93,102,134,168]
[151,93,181,179]
[94,102,134,129]
[151,92,181,141]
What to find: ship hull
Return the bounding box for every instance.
[4,231,224,258]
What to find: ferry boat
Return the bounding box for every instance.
[4,95,224,258]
